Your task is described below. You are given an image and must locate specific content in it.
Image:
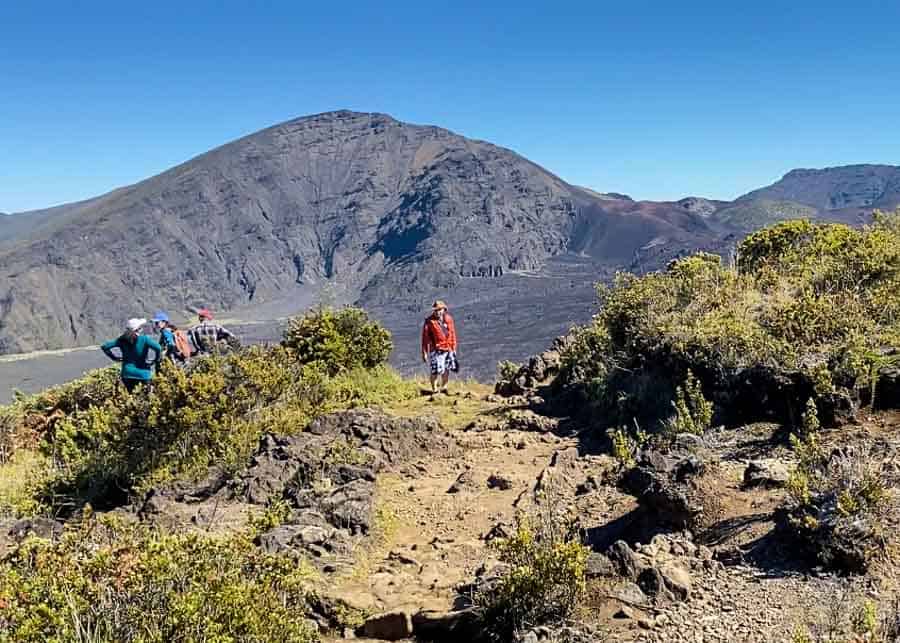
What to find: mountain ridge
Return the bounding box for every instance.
[0,111,898,355]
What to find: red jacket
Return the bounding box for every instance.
[422,312,458,353]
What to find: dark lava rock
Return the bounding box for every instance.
[412,609,482,642]
[495,337,571,397]
[7,517,63,542]
[875,362,900,410]
[621,448,709,530]
[606,537,693,604]
[448,469,477,494]
[777,494,884,574]
[487,473,514,490]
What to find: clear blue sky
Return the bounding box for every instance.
[2,0,899,212]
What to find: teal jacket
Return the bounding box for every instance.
[101,334,162,381]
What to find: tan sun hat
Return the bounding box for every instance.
[432,300,447,310]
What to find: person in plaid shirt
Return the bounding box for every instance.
[189,308,239,354]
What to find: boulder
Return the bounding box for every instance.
[585,551,616,578]
[613,581,649,605]
[608,540,648,580]
[316,479,375,534]
[411,609,481,641]
[875,362,900,410]
[505,410,559,433]
[487,473,514,490]
[743,459,791,488]
[362,610,413,640]
[8,517,63,542]
[494,337,570,397]
[778,496,883,574]
[604,536,695,604]
[257,525,304,554]
[447,469,478,494]
[621,449,709,529]
[657,562,692,600]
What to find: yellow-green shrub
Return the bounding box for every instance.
[0,515,318,642]
[667,370,714,435]
[0,341,412,514]
[0,367,118,462]
[282,307,392,375]
[555,211,900,433]
[478,519,588,641]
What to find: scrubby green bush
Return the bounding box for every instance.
[783,402,889,572]
[666,370,713,435]
[477,517,588,641]
[610,428,636,467]
[497,360,522,383]
[0,325,413,516]
[0,367,118,462]
[0,515,319,642]
[40,349,300,510]
[555,211,900,433]
[282,307,393,375]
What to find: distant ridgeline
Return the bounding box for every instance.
[0,106,898,354]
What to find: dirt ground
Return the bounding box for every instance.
[311,394,900,643]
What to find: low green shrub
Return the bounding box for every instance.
[0,311,411,515]
[496,360,522,383]
[783,402,889,571]
[0,515,319,642]
[554,211,900,434]
[0,367,118,462]
[477,517,588,641]
[666,370,713,435]
[39,349,300,510]
[282,307,393,375]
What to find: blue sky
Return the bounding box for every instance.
[2,0,899,212]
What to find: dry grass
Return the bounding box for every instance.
[384,378,495,431]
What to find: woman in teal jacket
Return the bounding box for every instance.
[101,318,162,392]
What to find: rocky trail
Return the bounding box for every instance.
[4,378,900,642]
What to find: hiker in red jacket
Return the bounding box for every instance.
[421,300,458,394]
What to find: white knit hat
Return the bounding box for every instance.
[126,318,147,332]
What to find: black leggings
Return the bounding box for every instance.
[122,379,149,393]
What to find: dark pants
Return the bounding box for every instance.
[122,378,149,393]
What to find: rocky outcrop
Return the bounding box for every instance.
[874,360,900,410]
[495,336,572,397]
[621,443,719,531]
[586,532,714,624]
[737,164,900,211]
[776,447,888,574]
[234,409,459,568]
[362,611,414,640]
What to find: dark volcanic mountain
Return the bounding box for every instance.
[737,164,900,210]
[1,113,898,357]
[0,111,722,354]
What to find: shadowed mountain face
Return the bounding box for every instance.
[0,111,721,354]
[737,164,900,211]
[0,112,898,356]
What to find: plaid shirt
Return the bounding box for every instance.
[189,321,236,353]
